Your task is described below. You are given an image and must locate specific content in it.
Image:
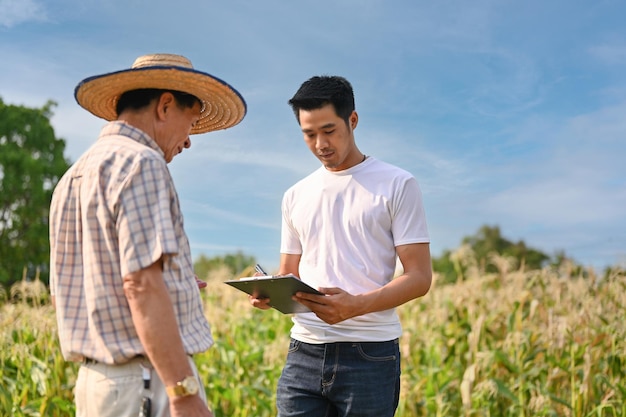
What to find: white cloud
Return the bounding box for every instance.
[0,0,46,27]
[588,42,626,67]
[182,200,277,231]
[2,0,625,271]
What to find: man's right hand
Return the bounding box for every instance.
[248,268,273,309]
[249,294,272,310]
[170,394,214,417]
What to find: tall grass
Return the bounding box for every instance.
[1,261,625,416]
[0,302,76,416]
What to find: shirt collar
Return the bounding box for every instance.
[98,121,164,158]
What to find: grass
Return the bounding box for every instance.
[1,260,625,416]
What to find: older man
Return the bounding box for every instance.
[49,53,246,417]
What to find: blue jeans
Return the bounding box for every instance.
[276,338,400,417]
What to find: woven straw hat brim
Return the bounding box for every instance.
[74,66,246,134]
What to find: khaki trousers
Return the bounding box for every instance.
[75,356,208,417]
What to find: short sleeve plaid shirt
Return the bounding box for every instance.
[49,121,213,364]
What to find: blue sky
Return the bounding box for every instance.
[1,0,625,273]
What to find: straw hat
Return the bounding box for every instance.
[74,53,246,134]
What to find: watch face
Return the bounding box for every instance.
[182,376,199,395]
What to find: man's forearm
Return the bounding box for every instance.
[124,261,193,387]
[357,270,431,315]
[352,243,433,316]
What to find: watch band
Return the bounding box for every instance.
[166,375,199,397]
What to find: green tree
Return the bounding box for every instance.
[462,224,549,272]
[0,98,70,289]
[432,225,553,284]
[431,248,457,285]
[193,251,257,281]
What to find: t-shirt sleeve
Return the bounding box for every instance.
[280,190,303,255]
[392,177,430,246]
[115,157,179,277]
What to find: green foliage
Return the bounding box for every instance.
[0,304,76,416]
[194,251,257,280]
[431,249,457,285]
[0,98,70,289]
[462,225,549,271]
[433,225,561,284]
[2,263,625,416]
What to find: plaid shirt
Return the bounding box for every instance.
[49,121,213,364]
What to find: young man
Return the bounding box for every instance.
[251,75,432,416]
[49,53,246,417]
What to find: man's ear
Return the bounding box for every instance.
[156,92,176,121]
[350,110,359,130]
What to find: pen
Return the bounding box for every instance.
[255,264,268,275]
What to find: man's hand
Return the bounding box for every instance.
[248,267,272,309]
[293,287,360,325]
[170,394,214,417]
[195,275,207,289]
[249,295,272,310]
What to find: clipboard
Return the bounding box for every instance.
[224,274,323,314]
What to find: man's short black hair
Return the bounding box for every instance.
[116,89,202,116]
[288,76,355,125]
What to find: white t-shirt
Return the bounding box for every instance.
[280,157,429,343]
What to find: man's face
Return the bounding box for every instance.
[298,104,359,172]
[160,99,202,163]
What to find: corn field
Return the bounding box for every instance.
[1,258,625,416]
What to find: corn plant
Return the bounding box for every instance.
[1,262,625,416]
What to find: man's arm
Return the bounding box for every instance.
[278,252,302,277]
[124,259,212,417]
[294,243,432,324]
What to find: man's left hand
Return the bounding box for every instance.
[293,287,361,325]
[195,275,207,289]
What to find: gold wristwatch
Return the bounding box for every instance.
[166,376,199,397]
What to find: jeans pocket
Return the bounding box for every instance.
[287,338,302,353]
[354,342,398,362]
